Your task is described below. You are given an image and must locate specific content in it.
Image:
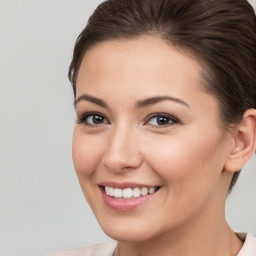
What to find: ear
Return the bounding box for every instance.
[224,108,256,173]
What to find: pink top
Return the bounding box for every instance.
[46,233,256,256]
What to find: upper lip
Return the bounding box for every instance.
[98,181,160,189]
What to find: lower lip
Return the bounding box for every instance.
[101,188,158,212]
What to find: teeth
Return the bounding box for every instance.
[105,186,110,195]
[141,187,148,196]
[104,186,158,199]
[149,187,155,194]
[114,188,122,198]
[132,187,141,198]
[109,187,114,196]
[123,188,133,199]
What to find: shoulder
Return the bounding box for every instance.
[46,240,117,256]
[237,233,256,256]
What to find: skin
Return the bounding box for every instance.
[72,37,246,256]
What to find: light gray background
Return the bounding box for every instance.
[0,1,255,256]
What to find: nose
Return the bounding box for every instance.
[102,124,143,174]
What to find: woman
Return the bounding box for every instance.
[48,0,256,255]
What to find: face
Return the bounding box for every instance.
[73,37,232,242]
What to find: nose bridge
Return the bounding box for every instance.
[103,121,142,173]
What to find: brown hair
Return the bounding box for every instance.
[69,0,256,192]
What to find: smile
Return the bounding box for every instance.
[104,186,159,199]
[99,183,161,211]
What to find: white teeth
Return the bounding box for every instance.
[114,188,123,198]
[149,187,155,194]
[141,187,148,196]
[104,186,158,199]
[105,186,110,195]
[132,187,141,198]
[109,187,114,196]
[123,188,133,199]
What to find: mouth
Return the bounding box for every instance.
[100,185,161,199]
[99,182,161,211]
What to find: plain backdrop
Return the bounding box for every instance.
[0,1,256,256]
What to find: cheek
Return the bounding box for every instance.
[72,128,104,178]
[72,128,107,209]
[142,130,227,225]
[144,128,226,192]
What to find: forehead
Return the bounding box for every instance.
[77,36,204,96]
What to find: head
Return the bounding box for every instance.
[70,0,256,242]
[70,0,256,192]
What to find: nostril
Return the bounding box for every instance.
[103,152,143,173]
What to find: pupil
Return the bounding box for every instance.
[93,115,103,124]
[157,116,169,125]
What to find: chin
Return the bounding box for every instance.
[103,228,153,242]
[97,216,162,242]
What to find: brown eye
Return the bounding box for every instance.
[155,116,170,125]
[77,112,109,126]
[90,115,105,124]
[145,113,179,127]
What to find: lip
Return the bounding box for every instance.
[99,182,160,212]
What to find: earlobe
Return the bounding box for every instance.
[225,108,256,173]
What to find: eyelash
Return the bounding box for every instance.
[76,112,180,128]
[76,112,109,126]
[145,113,180,128]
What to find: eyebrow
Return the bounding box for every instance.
[74,94,109,109]
[74,94,190,109]
[136,96,190,109]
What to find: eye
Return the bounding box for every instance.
[77,112,109,126]
[145,113,179,127]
